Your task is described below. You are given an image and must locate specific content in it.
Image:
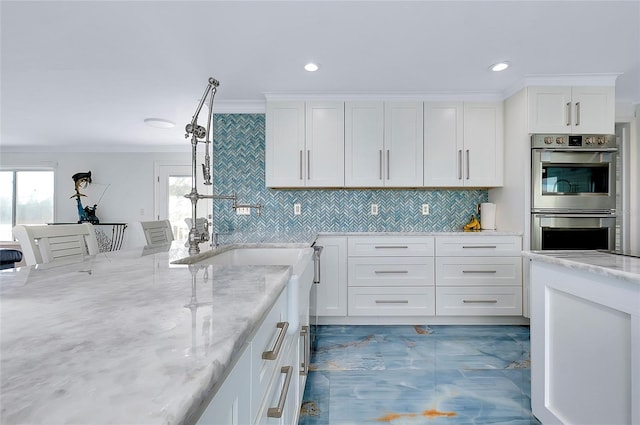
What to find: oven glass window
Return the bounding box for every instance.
[542,228,609,250]
[542,165,609,194]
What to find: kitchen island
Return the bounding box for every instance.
[0,238,314,425]
[524,250,640,425]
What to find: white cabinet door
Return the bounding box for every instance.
[384,102,424,186]
[265,101,306,187]
[424,102,463,186]
[344,101,384,187]
[315,236,348,317]
[305,102,345,187]
[197,344,252,425]
[266,101,344,187]
[462,102,504,187]
[345,101,423,187]
[424,102,503,187]
[527,86,572,134]
[527,86,614,134]
[571,86,615,134]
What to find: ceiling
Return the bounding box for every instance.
[1,0,639,152]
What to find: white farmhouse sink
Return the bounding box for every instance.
[200,247,313,276]
[198,246,315,335]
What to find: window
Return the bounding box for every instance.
[0,170,55,241]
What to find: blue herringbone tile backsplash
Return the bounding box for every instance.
[212,114,487,233]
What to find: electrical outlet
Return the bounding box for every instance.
[422,204,430,215]
[236,207,250,215]
[294,203,302,215]
[371,204,379,215]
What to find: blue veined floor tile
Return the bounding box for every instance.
[299,325,539,425]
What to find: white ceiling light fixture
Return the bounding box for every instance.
[304,62,319,72]
[490,62,510,72]
[144,118,175,129]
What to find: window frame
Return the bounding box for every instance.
[1,167,56,242]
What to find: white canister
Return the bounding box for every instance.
[480,203,496,230]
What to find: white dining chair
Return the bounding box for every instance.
[138,220,174,247]
[12,223,100,266]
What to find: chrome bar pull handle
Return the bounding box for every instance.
[267,366,293,418]
[262,321,289,360]
[462,245,497,249]
[458,149,463,180]
[386,149,390,180]
[307,150,311,180]
[300,326,309,376]
[375,270,409,274]
[462,270,497,274]
[375,300,409,304]
[465,149,470,180]
[379,150,383,180]
[374,245,409,249]
[566,102,571,126]
[299,150,303,180]
[463,299,498,304]
[575,102,580,126]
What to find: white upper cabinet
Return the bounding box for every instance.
[527,86,615,134]
[345,101,423,187]
[424,102,504,187]
[344,102,384,186]
[266,101,344,187]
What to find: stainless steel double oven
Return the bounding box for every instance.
[531,134,617,251]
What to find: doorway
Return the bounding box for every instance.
[154,163,212,242]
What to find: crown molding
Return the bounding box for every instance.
[263,91,505,102]
[213,100,265,114]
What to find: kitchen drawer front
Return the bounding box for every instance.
[436,286,522,316]
[250,291,288,417]
[348,286,435,316]
[436,257,522,286]
[348,257,435,286]
[348,236,435,257]
[435,236,522,257]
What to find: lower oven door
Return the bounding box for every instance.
[531,213,616,251]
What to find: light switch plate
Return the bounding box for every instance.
[294,203,302,215]
[236,207,250,215]
[371,204,379,215]
[422,204,430,215]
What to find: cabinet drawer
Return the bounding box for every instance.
[348,286,435,316]
[435,286,522,316]
[348,236,435,257]
[250,291,288,417]
[436,236,521,256]
[348,257,435,286]
[436,257,522,286]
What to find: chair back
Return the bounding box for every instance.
[12,223,100,266]
[140,220,174,247]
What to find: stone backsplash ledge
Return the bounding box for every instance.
[212,114,488,234]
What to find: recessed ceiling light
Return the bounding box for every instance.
[490,62,510,72]
[304,63,319,72]
[144,118,175,129]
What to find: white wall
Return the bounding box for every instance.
[1,151,191,247]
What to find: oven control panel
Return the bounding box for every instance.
[532,134,616,149]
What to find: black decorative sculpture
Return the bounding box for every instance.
[71,171,99,224]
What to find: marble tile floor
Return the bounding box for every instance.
[299,325,541,425]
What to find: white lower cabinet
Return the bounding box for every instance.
[198,264,313,425]
[349,286,435,316]
[197,344,252,425]
[435,236,523,316]
[316,234,525,322]
[347,236,435,317]
[315,236,348,317]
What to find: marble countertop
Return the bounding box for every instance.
[523,250,640,285]
[318,230,522,236]
[0,241,309,425]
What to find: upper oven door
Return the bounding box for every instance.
[531,149,617,211]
